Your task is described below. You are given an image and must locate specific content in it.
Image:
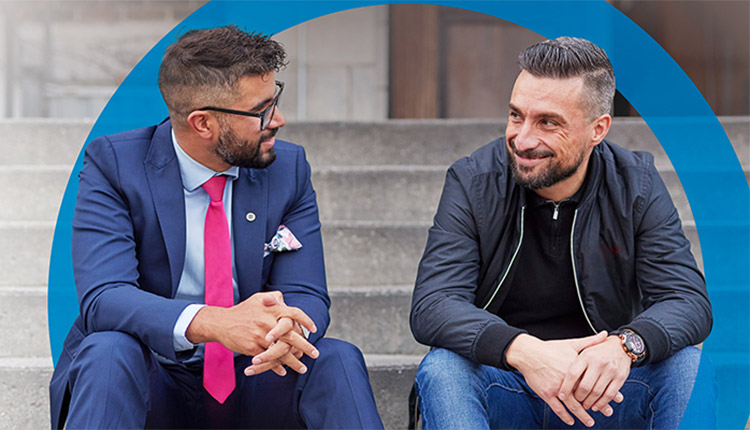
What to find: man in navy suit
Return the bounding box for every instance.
[49,25,383,429]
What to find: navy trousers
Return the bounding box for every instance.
[62,331,383,429]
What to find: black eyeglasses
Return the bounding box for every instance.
[196,81,284,131]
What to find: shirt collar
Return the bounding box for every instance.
[171,128,239,192]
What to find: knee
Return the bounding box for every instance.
[313,338,366,368]
[71,331,149,375]
[416,348,476,388]
[650,346,716,402]
[659,346,704,383]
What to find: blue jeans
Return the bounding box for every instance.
[415,346,715,429]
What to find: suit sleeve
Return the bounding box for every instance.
[627,165,712,365]
[265,146,331,343]
[72,137,190,361]
[410,160,525,369]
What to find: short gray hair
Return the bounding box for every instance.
[519,37,615,118]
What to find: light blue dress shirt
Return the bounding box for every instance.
[170,130,240,356]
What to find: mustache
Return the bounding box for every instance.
[265,127,279,140]
[509,138,554,159]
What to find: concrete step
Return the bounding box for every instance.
[0,358,53,430]
[0,220,704,288]
[0,355,421,430]
[329,286,428,355]
[1,118,747,171]
[0,119,90,167]
[3,285,424,358]
[365,354,422,430]
[0,288,50,359]
[0,166,72,223]
[2,163,726,226]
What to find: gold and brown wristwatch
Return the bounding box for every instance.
[614,329,646,365]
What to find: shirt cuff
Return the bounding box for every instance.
[173,304,206,352]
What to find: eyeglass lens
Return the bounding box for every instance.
[261,83,283,131]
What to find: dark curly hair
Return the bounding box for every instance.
[519,37,615,119]
[158,25,287,125]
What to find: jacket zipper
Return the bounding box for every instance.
[552,201,561,220]
[483,206,525,310]
[571,209,597,333]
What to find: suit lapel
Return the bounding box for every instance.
[233,168,268,300]
[143,120,186,297]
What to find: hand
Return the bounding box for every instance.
[243,319,313,377]
[506,331,609,427]
[558,335,631,418]
[186,291,317,358]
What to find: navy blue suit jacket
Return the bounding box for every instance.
[50,119,330,428]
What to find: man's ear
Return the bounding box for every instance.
[590,113,612,147]
[186,111,217,140]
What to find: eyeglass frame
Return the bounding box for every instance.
[195,80,284,131]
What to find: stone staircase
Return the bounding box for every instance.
[0,117,747,429]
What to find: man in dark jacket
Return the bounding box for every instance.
[410,37,713,429]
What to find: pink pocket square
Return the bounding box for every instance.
[264,225,302,257]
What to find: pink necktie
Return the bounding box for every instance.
[201,175,236,404]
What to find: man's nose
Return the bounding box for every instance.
[511,122,538,152]
[269,107,286,129]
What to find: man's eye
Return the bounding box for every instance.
[542,119,557,127]
[509,111,521,119]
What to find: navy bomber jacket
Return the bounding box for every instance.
[410,138,712,369]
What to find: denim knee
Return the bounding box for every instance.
[631,346,716,429]
[416,348,480,390]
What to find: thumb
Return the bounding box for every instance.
[567,330,608,352]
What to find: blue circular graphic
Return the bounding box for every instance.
[48,1,749,428]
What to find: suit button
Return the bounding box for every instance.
[245,212,256,222]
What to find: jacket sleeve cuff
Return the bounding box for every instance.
[474,322,526,370]
[623,319,669,366]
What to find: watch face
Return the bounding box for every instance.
[626,333,645,355]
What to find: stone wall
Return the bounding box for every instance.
[0,1,389,121]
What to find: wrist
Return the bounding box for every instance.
[612,329,647,365]
[505,333,536,370]
[185,306,224,344]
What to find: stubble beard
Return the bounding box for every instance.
[508,138,585,190]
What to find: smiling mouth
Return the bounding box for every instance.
[515,152,552,166]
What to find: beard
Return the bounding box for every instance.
[507,138,585,190]
[214,124,277,169]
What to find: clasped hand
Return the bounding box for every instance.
[506,331,631,427]
[186,291,319,377]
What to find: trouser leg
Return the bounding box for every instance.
[204,337,381,429]
[540,346,714,429]
[65,331,154,429]
[632,346,714,429]
[297,338,383,429]
[415,348,541,429]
